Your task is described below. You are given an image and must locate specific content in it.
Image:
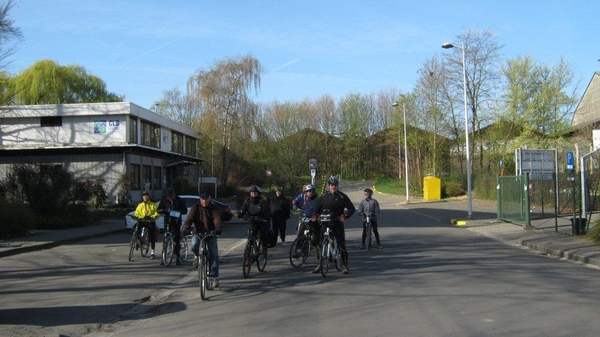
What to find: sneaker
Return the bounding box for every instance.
[150,250,156,259]
[312,264,322,273]
[342,266,350,275]
[212,278,220,288]
[176,258,181,266]
[359,245,366,250]
[192,257,199,268]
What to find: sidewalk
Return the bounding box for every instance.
[2,196,600,270]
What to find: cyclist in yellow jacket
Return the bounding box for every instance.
[134,192,159,258]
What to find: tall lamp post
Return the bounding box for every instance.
[393,102,409,202]
[442,42,472,218]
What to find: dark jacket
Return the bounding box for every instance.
[182,202,222,233]
[316,190,355,220]
[240,196,271,221]
[270,195,291,220]
[302,193,319,218]
[157,195,188,229]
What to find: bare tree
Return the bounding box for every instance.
[187,54,263,187]
[0,0,23,70]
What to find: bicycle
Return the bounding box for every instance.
[289,215,318,268]
[162,210,182,266]
[319,209,342,277]
[242,216,268,278]
[365,212,376,251]
[128,216,154,262]
[180,233,192,262]
[194,231,217,300]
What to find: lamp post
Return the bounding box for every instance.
[393,102,409,202]
[442,42,472,218]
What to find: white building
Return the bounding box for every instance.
[0,102,203,203]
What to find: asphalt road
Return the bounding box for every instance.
[2,183,600,336]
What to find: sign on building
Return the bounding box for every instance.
[515,148,556,181]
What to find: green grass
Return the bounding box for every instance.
[373,178,407,195]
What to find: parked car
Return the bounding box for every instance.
[125,195,233,230]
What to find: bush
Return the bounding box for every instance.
[443,181,464,198]
[0,202,36,239]
[590,218,600,243]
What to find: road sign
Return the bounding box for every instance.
[566,151,574,173]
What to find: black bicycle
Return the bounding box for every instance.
[195,231,217,300]
[365,212,376,250]
[162,210,182,266]
[128,216,155,262]
[289,215,319,268]
[242,216,268,278]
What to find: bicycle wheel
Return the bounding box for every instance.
[128,229,137,262]
[199,251,208,300]
[257,243,268,272]
[289,236,309,268]
[180,235,190,262]
[140,228,150,257]
[334,243,343,271]
[162,235,174,266]
[366,224,372,251]
[320,238,330,277]
[242,240,253,278]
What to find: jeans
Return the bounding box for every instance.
[191,235,219,278]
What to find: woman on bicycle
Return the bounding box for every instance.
[358,188,382,250]
[239,185,271,251]
[182,190,222,288]
[157,187,188,265]
[134,192,159,258]
[294,184,320,255]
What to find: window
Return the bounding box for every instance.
[153,167,162,190]
[41,116,62,127]
[129,117,138,143]
[142,165,151,191]
[172,131,183,154]
[185,136,197,157]
[141,121,160,148]
[130,164,140,190]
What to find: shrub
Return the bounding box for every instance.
[0,202,36,239]
[443,181,464,198]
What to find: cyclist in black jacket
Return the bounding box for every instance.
[157,187,188,265]
[239,185,272,250]
[314,176,355,274]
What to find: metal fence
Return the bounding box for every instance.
[497,174,531,227]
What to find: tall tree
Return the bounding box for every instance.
[11,59,123,104]
[187,54,263,187]
[443,28,503,172]
[0,0,22,70]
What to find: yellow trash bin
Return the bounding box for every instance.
[423,176,441,200]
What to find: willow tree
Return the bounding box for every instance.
[11,59,123,104]
[187,54,263,188]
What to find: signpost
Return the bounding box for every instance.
[309,159,317,185]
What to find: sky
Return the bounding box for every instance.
[6,0,600,110]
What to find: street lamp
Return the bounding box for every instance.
[393,102,409,202]
[442,42,472,218]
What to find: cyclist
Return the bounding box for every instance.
[239,185,271,252]
[292,183,308,210]
[157,187,188,265]
[358,188,382,249]
[134,192,159,258]
[182,190,222,289]
[314,176,355,275]
[293,183,321,258]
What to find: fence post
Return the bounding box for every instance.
[524,173,531,228]
[496,174,501,220]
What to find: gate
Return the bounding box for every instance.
[497,174,531,228]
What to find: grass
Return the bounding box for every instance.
[373,178,408,196]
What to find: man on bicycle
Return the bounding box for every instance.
[157,187,188,265]
[239,185,271,252]
[134,192,159,258]
[314,176,355,275]
[182,190,222,289]
[358,188,382,250]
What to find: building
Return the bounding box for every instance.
[0,102,203,203]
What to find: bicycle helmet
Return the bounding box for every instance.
[304,184,316,192]
[249,185,261,193]
[327,176,339,186]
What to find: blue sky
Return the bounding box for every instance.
[7,0,599,110]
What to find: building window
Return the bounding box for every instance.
[141,121,160,148]
[130,164,140,190]
[41,116,62,127]
[172,132,183,154]
[185,136,197,157]
[153,167,162,190]
[129,117,138,143]
[143,165,151,191]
